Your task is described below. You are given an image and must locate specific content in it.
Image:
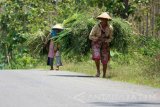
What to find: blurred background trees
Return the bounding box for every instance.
[0,0,159,70]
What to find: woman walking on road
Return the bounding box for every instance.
[89,12,113,78]
[47,24,63,70]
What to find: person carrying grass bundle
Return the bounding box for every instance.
[89,12,113,78]
[47,24,63,70]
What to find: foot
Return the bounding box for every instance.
[56,68,59,71]
[95,73,100,77]
[50,66,54,70]
[56,66,59,71]
[102,75,106,78]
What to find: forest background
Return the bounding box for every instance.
[0,0,160,87]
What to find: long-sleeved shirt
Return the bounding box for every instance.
[89,23,113,43]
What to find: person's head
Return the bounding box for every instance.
[99,18,109,26]
[97,12,112,26]
[51,24,63,37]
[52,24,63,32]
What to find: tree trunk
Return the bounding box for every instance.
[151,0,155,36]
[122,0,129,19]
[155,0,159,38]
[142,16,145,35]
[146,12,149,36]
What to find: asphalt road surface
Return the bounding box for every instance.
[0,70,160,107]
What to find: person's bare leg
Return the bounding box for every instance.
[95,60,100,77]
[50,66,54,70]
[102,64,107,78]
[56,66,59,70]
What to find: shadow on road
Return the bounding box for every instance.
[49,75,95,78]
[91,102,160,107]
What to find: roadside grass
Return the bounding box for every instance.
[34,55,160,88]
[61,60,95,75]
[60,60,160,88]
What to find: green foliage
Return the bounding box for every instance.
[27,30,49,54]
[110,18,132,53]
[146,59,160,79]
[130,36,160,57]
[0,0,54,68]
[56,0,137,19]
[54,15,134,61]
[56,13,95,61]
[10,53,38,69]
[80,0,137,19]
[133,0,150,4]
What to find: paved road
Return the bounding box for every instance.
[0,70,160,107]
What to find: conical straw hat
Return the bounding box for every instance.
[97,12,112,20]
[52,24,63,30]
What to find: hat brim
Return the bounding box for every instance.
[96,12,112,21]
[52,28,64,30]
[97,17,112,21]
[52,24,64,30]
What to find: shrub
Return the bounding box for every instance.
[110,18,132,53]
[56,13,95,61]
[9,53,38,69]
[144,57,160,81]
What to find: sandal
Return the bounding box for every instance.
[95,73,100,77]
[102,75,106,78]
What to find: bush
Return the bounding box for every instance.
[9,53,38,69]
[136,36,160,56]
[144,57,160,82]
[110,18,132,53]
[56,13,95,61]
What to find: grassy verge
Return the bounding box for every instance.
[59,59,160,88]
